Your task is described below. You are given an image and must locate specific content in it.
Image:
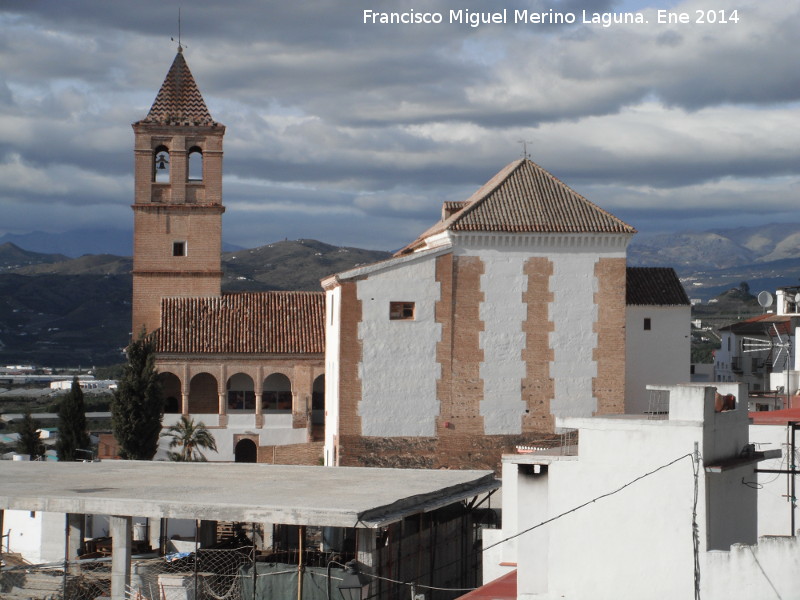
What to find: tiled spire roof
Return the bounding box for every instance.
[154,291,324,354]
[626,267,689,306]
[137,48,217,127]
[399,159,635,254]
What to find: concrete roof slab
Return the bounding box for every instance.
[0,461,498,528]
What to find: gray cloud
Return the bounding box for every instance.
[0,0,797,251]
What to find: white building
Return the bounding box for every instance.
[481,383,799,600]
[625,267,691,413]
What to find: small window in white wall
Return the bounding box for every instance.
[390,301,415,320]
[173,241,186,257]
[643,318,651,330]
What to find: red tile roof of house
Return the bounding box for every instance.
[399,159,635,254]
[136,48,218,127]
[719,313,791,335]
[749,406,800,425]
[155,291,324,354]
[455,569,516,600]
[626,267,690,306]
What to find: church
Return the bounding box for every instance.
[130,49,689,467]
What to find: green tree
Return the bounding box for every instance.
[112,332,164,460]
[162,416,218,461]
[56,377,91,461]
[15,412,45,460]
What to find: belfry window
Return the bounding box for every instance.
[154,146,170,183]
[188,147,203,181]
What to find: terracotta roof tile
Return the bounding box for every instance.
[719,313,791,335]
[400,159,635,254]
[626,267,689,306]
[136,49,218,127]
[155,291,324,354]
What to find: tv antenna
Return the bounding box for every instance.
[742,322,792,406]
[517,140,532,160]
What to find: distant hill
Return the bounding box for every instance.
[0,239,391,367]
[628,222,800,270]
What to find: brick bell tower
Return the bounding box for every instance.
[131,47,225,336]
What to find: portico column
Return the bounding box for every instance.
[110,515,132,600]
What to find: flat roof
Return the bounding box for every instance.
[0,461,498,528]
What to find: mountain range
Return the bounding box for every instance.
[1,221,800,367]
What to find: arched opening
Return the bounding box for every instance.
[235,439,258,463]
[188,146,203,181]
[188,372,218,414]
[227,373,255,413]
[262,373,292,413]
[159,372,182,414]
[154,145,170,183]
[311,374,325,440]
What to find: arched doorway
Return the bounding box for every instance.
[159,372,182,414]
[235,439,257,463]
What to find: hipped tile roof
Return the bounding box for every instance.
[626,267,690,306]
[719,313,791,335]
[400,159,635,254]
[155,291,324,354]
[136,49,218,127]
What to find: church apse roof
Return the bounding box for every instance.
[136,48,218,127]
[399,158,635,254]
[155,291,324,354]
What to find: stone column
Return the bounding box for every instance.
[110,516,132,600]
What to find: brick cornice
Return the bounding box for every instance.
[131,204,225,214]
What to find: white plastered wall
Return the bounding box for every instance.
[356,256,442,437]
[626,305,691,413]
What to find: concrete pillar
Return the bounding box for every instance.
[198,520,217,548]
[110,516,132,600]
[66,513,85,573]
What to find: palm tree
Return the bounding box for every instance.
[161,416,218,462]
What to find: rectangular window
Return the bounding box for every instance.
[390,301,415,320]
[173,241,186,257]
[643,317,651,330]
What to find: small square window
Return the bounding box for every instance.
[173,241,186,257]
[643,318,651,331]
[390,301,415,320]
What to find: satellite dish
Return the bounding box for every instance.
[757,291,773,308]
[794,292,800,304]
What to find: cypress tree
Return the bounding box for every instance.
[112,332,164,459]
[15,411,45,460]
[56,377,91,461]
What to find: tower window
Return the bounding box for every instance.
[390,302,415,320]
[154,146,170,183]
[643,318,651,330]
[173,241,186,257]
[188,147,203,181]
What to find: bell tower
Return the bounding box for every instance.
[131,47,225,336]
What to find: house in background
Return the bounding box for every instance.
[714,285,800,410]
[481,383,798,600]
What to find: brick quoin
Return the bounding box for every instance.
[593,257,626,414]
[335,281,363,465]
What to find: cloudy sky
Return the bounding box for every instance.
[0,0,798,253]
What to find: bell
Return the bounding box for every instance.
[156,154,169,170]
